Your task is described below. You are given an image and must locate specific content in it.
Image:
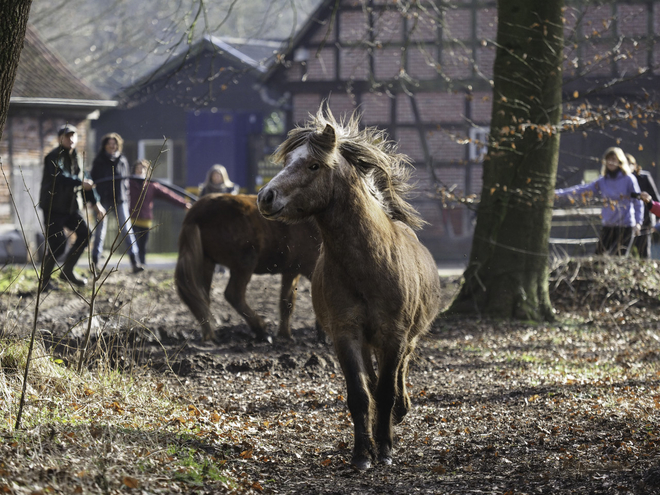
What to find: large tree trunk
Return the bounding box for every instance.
[448,0,564,321]
[0,0,32,140]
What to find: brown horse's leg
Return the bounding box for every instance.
[224,269,268,340]
[277,272,300,339]
[334,336,375,469]
[374,343,407,465]
[199,258,216,341]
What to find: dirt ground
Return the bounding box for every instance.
[2,259,660,494]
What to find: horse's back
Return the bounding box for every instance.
[186,194,265,266]
[186,193,320,275]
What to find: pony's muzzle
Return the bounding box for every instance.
[257,187,279,217]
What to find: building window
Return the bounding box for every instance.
[138,139,172,181]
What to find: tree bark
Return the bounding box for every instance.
[448,0,564,321]
[0,0,32,141]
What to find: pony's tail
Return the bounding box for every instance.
[175,219,214,340]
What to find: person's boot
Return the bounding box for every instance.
[60,250,88,287]
[129,252,145,274]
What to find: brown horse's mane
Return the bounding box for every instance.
[274,106,426,230]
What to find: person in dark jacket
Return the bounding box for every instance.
[199,164,239,196]
[129,160,191,265]
[90,133,143,273]
[629,153,660,258]
[39,124,105,291]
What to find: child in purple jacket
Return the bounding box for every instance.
[555,146,643,256]
[129,160,191,265]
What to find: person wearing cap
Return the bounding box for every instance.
[90,132,144,273]
[39,124,105,290]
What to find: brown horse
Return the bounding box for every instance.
[175,193,321,342]
[257,107,441,469]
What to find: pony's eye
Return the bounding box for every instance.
[309,162,320,171]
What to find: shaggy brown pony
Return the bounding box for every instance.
[175,193,321,342]
[257,107,441,469]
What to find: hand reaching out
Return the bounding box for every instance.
[82,178,95,191]
[94,203,106,221]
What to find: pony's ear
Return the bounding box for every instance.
[321,124,336,147]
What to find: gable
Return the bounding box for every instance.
[11,25,107,102]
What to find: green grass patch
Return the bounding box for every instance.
[0,265,39,293]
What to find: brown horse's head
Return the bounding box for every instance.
[258,105,425,229]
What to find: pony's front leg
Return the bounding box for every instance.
[277,272,300,339]
[374,343,406,465]
[334,336,375,469]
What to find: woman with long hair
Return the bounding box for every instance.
[90,132,143,273]
[555,147,643,256]
[199,164,239,196]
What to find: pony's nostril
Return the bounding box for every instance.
[263,189,275,205]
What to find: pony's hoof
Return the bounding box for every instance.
[256,333,273,344]
[350,456,371,470]
[379,456,393,466]
[276,331,294,341]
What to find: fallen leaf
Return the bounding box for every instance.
[122,476,139,489]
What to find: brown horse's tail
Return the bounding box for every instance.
[175,219,214,340]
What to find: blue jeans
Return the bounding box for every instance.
[92,201,140,266]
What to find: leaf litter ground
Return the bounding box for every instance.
[0,256,659,494]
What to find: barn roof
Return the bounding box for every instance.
[119,35,283,101]
[10,25,116,108]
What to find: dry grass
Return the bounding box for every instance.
[0,338,246,493]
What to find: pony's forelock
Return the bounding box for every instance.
[275,105,425,229]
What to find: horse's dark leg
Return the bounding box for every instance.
[224,268,268,340]
[199,257,217,341]
[334,336,375,469]
[374,343,406,465]
[277,272,300,339]
[393,350,412,425]
[362,346,377,395]
[315,320,326,343]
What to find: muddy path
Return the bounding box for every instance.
[3,266,660,494]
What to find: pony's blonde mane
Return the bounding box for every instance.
[274,106,425,230]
